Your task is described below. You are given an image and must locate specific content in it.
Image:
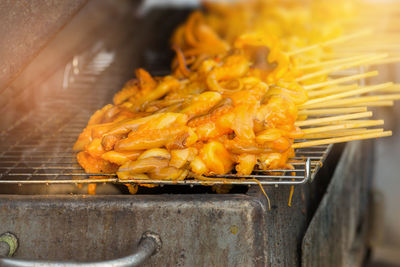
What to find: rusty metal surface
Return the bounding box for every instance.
[0,194,267,266]
[0,145,345,267]
[246,144,344,267]
[302,140,374,267]
[0,0,89,92]
[248,185,310,266]
[0,144,345,266]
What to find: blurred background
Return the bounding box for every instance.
[370,63,400,266]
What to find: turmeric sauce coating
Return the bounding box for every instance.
[74,48,306,189]
[74,0,358,193]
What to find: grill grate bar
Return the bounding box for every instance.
[0,167,82,170]
[0,154,323,186]
[0,178,307,185]
[0,154,325,159]
[4,173,305,179]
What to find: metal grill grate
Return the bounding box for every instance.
[0,46,332,187]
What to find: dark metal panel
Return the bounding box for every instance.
[302,140,374,267]
[242,143,344,267]
[254,185,311,266]
[0,0,88,91]
[0,144,345,266]
[0,194,267,266]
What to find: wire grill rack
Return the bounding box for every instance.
[0,46,331,187]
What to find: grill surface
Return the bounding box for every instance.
[0,100,330,186]
[0,59,330,187]
[0,7,332,188]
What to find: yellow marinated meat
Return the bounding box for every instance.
[74,0,396,194]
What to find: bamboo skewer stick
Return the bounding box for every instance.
[298,54,369,70]
[349,43,400,50]
[308,84,359,98]
[295,112,372,127]
[301,82,393,107]
[304,128,382,138]
[304,71,378,90]
[301,119,383,134]
[336,42,400,49]
[301,120,383,138]
[298,94,400,109]
[327,51,400,58]
[303,128,384,139]
[336,43,400,50]
[351,101,394,107]
[296,53,387,82]
[367,57,400,66]
[287,29,373,56]
[306,119,384,126]
[293,131,392,149]
[298,107,367,116]
[303,128,370,138]
[302,124,348,134]
[377,85,400,93]
[335,53,400,60]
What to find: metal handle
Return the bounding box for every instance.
[0,231,161,267]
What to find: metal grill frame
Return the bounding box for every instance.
[0,42,334,187]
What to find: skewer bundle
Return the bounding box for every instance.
[74,0,400,194]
